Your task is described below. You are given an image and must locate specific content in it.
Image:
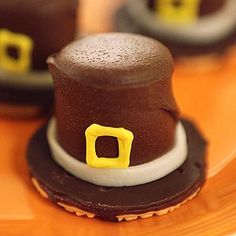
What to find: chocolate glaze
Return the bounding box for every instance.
[27,119,207,221]
[147,0,226,16]
[0,0,78,70]
[48,33,179,166]
[49,33,174,87]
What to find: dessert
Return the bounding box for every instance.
[0,0,78,117]
[27,33,207,221]
[116,0,236,69]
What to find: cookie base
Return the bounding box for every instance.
[32,177,200,221]
[27,119,207,221]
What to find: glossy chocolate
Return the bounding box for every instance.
[0,0,78,70]
[49,33,174,87]
[48,33,179,166]
[27,119,207,221]
[147,0,226,16]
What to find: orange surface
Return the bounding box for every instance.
[173,47,236,178]
[1,0,236,235]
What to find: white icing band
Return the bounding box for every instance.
[47,118,188,187]
[126,0,236,44]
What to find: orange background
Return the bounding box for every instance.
[1,0,236,235]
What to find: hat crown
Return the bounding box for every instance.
[49,33,173,88]
[49,33,179,166]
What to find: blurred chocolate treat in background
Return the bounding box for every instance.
[116,0,236,66]
[0,0,78,118]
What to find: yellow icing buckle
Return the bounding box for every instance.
[85,124,134,168]
[0,29,33,73]
[157,0,200,25]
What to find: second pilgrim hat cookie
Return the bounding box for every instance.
[0,0,78,117]
[116,0,236,71]
[27,33,207,221]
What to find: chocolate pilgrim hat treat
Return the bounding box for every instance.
[0,0,78,117]
[116,0,236,59]
[27,33,207,221]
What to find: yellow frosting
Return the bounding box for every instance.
[0,29,33,74]
[85,124,134,168]
[157,0,200,25]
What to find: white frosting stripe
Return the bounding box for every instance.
[47,119,188,187]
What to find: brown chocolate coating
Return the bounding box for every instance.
[49,33,174,87]
[26,119,207,221]
[48,33,179,166]
[0,0,78,70]
[147,0,226,16]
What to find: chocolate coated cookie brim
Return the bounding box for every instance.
[26,119,207,221]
